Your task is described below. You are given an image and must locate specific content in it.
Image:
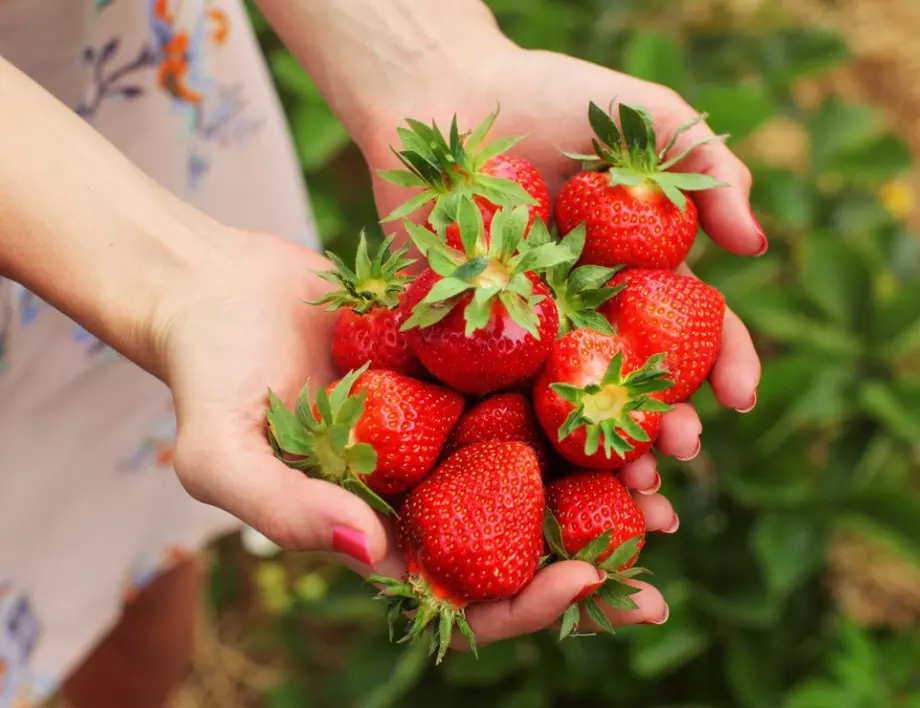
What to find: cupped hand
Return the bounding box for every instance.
[156,226,675,647]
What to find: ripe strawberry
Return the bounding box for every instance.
[370,441,545,662]
[311,232,421,376]
[444,392,551,476]
[555,101,728,270]
[600,269,725,404]
[378,109,550,244]
[543,470,649,639]
[400,197,570,394]
[533,329,673,469]
[265,364,464,511]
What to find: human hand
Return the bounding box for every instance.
[355,43,763,643]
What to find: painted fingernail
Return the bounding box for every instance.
[637,472,662,495]
[332,526,373,565]
[663,514,680,534]
[641,605,670,625]
[750,208,768,256]
[675,440,701,462]
[736,390,758,414]
[572,570,607,604]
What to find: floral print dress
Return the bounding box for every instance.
[0,1,317,704]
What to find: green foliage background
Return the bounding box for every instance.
[216,1,920,706]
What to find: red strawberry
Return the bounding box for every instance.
[444,392,551,476]
[555,101,728,270]
[533,329,673,469]
[543,470,649,639]
[311,232,422,376]
[370,440,545,662]
[600,269,725,404]
[265,365,464,510]
[400,197,570,395]
[378,109,549,244]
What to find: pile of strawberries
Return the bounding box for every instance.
[266,101,728,663]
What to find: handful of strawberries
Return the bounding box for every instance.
[266,101,731,663]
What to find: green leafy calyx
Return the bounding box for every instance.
[546,224,624,337]
[564,101,730,211]
[368,572,478,665]
[310,232,415,314]
[543,509,649,640]
[378,107,538,229]
[264,363,394,515]
[551,351,674,459]
[400,196,573,339]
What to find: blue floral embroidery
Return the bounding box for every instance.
[0,582,48,707]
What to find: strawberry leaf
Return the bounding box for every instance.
[583,596,618,635]
[597,582,640,611]
[489,204,529,260]
[420,276,474,305]
[543,509,570,559]
[464,107,499,153]
[456,615,478,659]
[559,603,581,641]
[377,168,423,188]
[588,101,623,153]
[500,291,541,339]
[344,475,395,516]
[600,536,644,572]
[618,103,656,167]
[266,390,314,456]
[381,191,438,223]
[474,133,527,168]
[569,310,616,335]
[574,529,614,563]
[463,288,496,336]
[473,174,539,207]
[457,195,485,256]
[345,442,377,475]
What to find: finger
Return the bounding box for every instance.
[656,402,702,460]
[578,580,669,630]
[676,263,761,411]
[647,90,765,256]
[173,420,389,567]
[459,561,600,648]
[634,492,678,533]
[619,453,660,494]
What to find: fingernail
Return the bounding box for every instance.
[675,440,701,462]
[750,208,768,256]
[735,390,758,414]
[332,526,373,565]
[572,570,607,603]
[637,472,661,495]
[641,605,670,625]
[663,514,680,534]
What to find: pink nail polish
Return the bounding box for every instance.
[332,526,373,565]
[637,472,662,496]
[736,390,758,414]
[675,440,701,462]
[572,574,606,604]
[749,207,768,256]
[663,514,680,534]
[641,605,670,625]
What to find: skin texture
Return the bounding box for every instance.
[600,269,726,404]
[444,154,552,250]
[404,270,559,395]
[331,300,423,376]
[546,470,646,568]
[443,392,551,477]
[397,441,545,605]
[555,172,698,270]
[534,329,664,469]
[343,370,465,495]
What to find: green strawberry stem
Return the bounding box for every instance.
[563,100,730,211]
[264,363,395,515]
[368,572,478,665]
[544,223,624,337]
[551,352,674,459]
[378,107,538,228]
[543,510,649,640]
[309,231,415,313]
[400,194,573,339]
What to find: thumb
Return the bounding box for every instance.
[173,426,389,568]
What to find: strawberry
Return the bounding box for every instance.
[533,328,673,469]
[370,440,545,662]
[555,101,728,270]
[378,109,550,245]
[443,392,551,476]
[310,232,422,376]
[265,364,464,511]
[543,470,649,639]
[400,197,570,394]
[600,269,725,404]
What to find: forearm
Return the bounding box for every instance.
[0,57,235,377]
[253,0,511,144]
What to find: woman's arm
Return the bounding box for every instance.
[0,56,237,378]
